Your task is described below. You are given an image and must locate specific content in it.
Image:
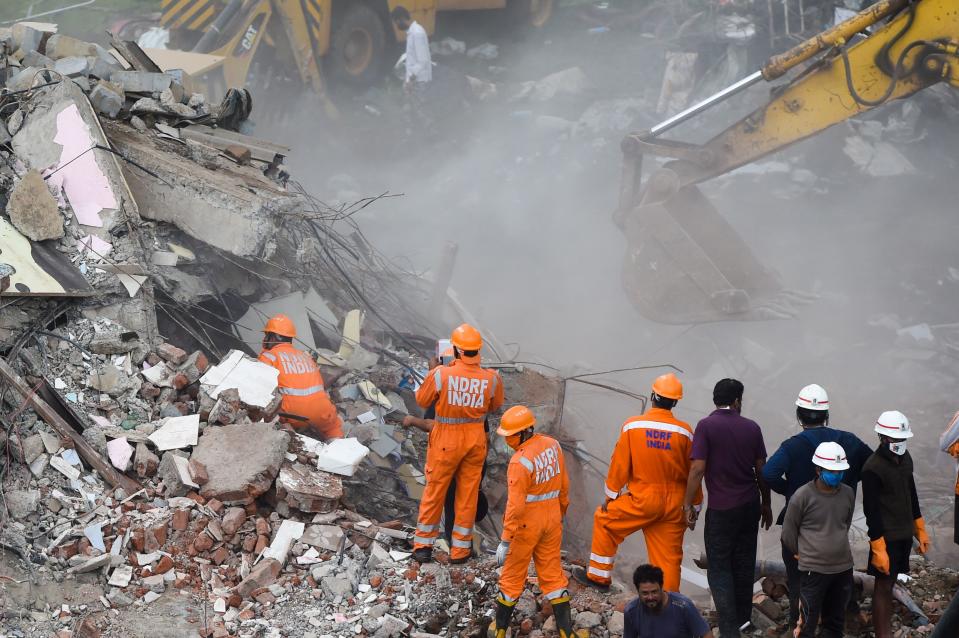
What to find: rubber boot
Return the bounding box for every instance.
[551,593,574,638]
[491,594,517,638]
[412,547,433,564]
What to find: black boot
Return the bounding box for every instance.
[412,547,433,564]
[492,593,517,638]
[571,565,610,593]
[551,592,574,638]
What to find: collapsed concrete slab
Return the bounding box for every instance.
[105,123,299,260]
[6,170,63,241]
[189,422,289,505]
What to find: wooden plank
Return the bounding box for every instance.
[0,357,141,494]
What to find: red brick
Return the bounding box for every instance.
[254,591,276,605]
[193,534,214,553]
[254,517,269,536]
[194,352,209,373]
[157,343,188,365]
[206,499,223,514]
[242,535,256,553]
[254,534,269,555]
[188,460,209,485]
[152,524,167,547]
[155,555,174,575]
[172,509,190,531]
[212,547,229,565]
[131,528,146,553]
[186,492,207,505]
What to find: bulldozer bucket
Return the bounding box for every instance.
[621,169,812,324]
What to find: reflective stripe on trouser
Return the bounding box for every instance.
[498,504,566,601]
[413,422,486,559]
[588,487,687,591]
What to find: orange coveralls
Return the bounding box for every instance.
[499,433,570,602]
[259,343,343,439]
[413,357,504,559]
[587,407,702,592]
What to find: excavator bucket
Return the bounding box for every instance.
[620,169,814,324]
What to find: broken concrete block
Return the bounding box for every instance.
[11,434,43,465]
[190,422,289,505]
[134,442,159,477]
[67,553,112,574]
[45,34,98,60]
[53,56,90,78]
[82,427,108,458]
[235,557,280,598]
[111,70,173,94]
[5,489,40,520]
[158,452,194,498]
[276,463,343,513]
[12,23,45,54]
[87,57,119,81]
[225,144,251,165]
[22,50,53,69]
[6,170,62,241]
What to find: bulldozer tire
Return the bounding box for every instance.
[507,0,554,28]
[328,3,387,86]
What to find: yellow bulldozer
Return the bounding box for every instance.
[152,0,552,99]
[617,0,958,324]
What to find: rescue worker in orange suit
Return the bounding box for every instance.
[412,323,504,564]
[258,314,343,440]
[493,405,574,638]
[573,373,701,593]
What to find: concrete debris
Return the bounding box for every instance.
[148,413,200,450]
[276,462,343,513]
[189,421,289,504]
[314,437,370,477]
[6,169,63,241]
[513,67,589,103]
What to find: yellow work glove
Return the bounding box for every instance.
[870,538,890,575]
[914,517,930,554]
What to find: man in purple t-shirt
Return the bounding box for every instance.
[683,379,771,638]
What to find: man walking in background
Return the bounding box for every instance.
[391,5,432,130]
[623,564,714,638]
[761,383,872,631]
[573,373,700,593]
[684,378,771,638]
[781,442,855,638]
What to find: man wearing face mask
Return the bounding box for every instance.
[861,410,929,638]
[492,405,573,638]
[781,442,855,638]
[761,384,871,631]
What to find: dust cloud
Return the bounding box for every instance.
[266,8,959,587]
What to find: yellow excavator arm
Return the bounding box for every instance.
[617,0,959,324]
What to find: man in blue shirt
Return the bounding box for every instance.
[623,564,713,638]
[760,383,871,632]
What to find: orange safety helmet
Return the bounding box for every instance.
[450,323,482,351]
[263,314,297,338]
[497,405,536,436]
[651,372,683,400]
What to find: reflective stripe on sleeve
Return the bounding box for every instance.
[604,485,619,500]
[589,553,614,565]
[434,368,442,391]
[526,490,560,503]
[278,384,325,396]
[622,420,693,440]
[260,352,277,362]
[518,457,534,472]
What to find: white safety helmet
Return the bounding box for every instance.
[874,410,913,439]
[795,384,829,411]
[812,441,850,471]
